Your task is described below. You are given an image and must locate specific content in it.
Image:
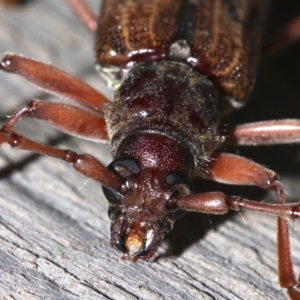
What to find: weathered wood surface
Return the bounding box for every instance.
[0,1,300,299]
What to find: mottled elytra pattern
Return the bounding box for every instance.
[95,0,268,104]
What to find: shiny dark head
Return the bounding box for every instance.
[102,133,194,261]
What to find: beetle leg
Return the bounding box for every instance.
[67,0,97,32]
[264,12,300,57]
[277,218,300,300]
[222,119,300,145]
[192,152,300,298]
[1,99,108,142]
[196,153,299,217]
[176,195,300,298]
[0,53,109,113]
[175,191,299,218]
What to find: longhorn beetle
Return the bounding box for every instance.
[1,0,300,299]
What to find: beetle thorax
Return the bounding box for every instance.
[104,60,221,171]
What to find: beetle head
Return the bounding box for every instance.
[102,133,194,261]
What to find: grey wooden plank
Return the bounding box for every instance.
[0,1,300,300]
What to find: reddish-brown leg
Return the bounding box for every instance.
[222,119,300,146]
[0,97,116,187]
[67,0,97,32]
[183,152,300,221]
[179,152,300,298]
[264,13,300,57]
[278,217,300,300]
[2,99,108,142]
[0,52,117,188]
[0,54,109,112]
[222,120,300,298]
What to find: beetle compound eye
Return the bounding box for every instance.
[102,158,140,203]
[166,171,194,195]
[102,186,123,204]
[165,172,191,220]
[166,171,191,186]
[108,157,140,178]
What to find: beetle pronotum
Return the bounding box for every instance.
[0,1,300,298]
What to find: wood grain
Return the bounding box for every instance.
[0,1,300,299]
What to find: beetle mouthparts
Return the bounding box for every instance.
[113,221,154,261]
[124,224,157,262]
[111,215,170,261]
